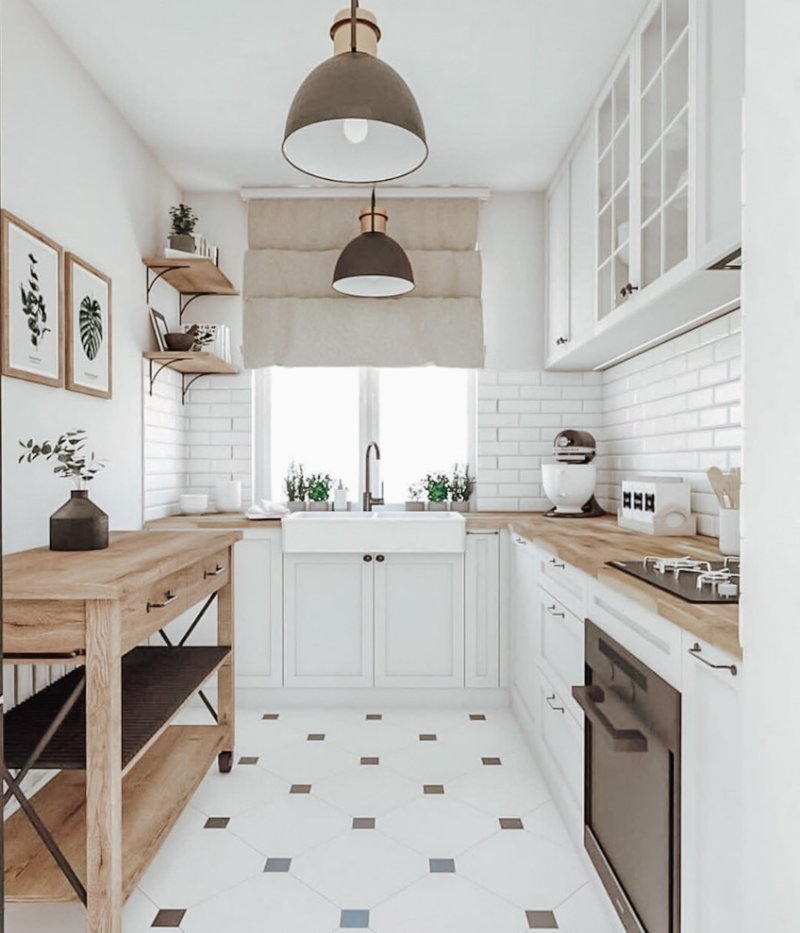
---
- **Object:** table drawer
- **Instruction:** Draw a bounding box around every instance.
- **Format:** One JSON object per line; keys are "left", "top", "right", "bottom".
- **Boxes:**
{"left": 537, "top": 589, "right": 584, "bottom": 721}
{"left": 538, "top": 551, "right": 587, "bottom": 619}
{"left": 186, "top": 547, "right": 231, "bottom": 607}
{"left": 538, "top": 667, "right": 583, "bottom": 806}
{"left": 121, "top": 568, "right": 189, "bottom": 653}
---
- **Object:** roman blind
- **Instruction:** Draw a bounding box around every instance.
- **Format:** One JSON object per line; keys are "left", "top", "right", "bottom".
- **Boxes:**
{"left": 243, "top": 198, "right": 484, "bottom": 368}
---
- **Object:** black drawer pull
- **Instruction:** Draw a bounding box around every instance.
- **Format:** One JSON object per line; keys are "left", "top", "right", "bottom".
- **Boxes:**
{"left": 147, "top": 591, "right": 177, "bottom": 612}
{"left": 546, "top": 604, "right": 565, "bottom": 619}
{"left": 549, "top": 558, "right": 565, "bottom": 570}
{"left": 545, "top": 693, "right": 565, "bottom": 713}
{"left": 688, "top": 643, "right": 738, "bottom": 677}
{"left": 204, "top": 564, "right": 225, "bottom": 579}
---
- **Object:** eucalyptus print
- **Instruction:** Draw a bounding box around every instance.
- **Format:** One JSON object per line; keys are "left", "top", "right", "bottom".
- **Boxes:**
{"left": 79, "top": 294, "right": 103, "bottom": 360}
{"left": 19, "top": 252, "right": 49, "bottom": 348}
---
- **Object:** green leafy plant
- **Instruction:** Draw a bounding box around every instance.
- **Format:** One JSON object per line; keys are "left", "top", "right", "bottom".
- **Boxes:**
{"left": 284, "top": 461, "right": 308, "bottom": 502}
{"left": 422, "top": 473, "right": 450, "bottom": 503}
{"left": 407, "top": 483, "right": 423, "bottom": 502}
{"left": 19, "top": 253, "right": 49, "bottom": 348}
{"left": 169, "top": 203, "right": 198, "bottom": 236}
{"left": 19, "top": 430, "right": 106, "bottom": 489}
{"left": 449, "top": 464, "right": 474, "bottom": 502}
{"left": 307, "top": 473, "right": 333, "bottom": 502}
{"left": 79, "top": 295, "right": 103, "bottom": 360}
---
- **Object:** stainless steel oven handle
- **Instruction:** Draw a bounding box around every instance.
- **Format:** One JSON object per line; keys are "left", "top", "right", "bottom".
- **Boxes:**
{"left": 571, "top": 684, "right": 648, "bottom": 753}
{"left": 688, "top": 643, "right": 738, "bottom": 676}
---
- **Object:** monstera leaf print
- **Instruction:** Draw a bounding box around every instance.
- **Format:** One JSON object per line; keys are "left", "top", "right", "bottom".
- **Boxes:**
{"left": 79, "top": 296, "right": 103, "bottom": 361}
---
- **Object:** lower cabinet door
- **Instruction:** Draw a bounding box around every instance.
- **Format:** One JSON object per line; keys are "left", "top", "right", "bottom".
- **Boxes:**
{"left": 511, "top": 536, "right": 539, "bottom": 721}
{"left": 374, "top": 553, "right": 465, "bottom": 688}
{"left": 284, "top": 553, "right": 374, "bottom": 687}
{"left": 537, "top": 668, "right": 583, "bottom": 808}
{"left": 465, "top": 532, "right": 500, "bottom": 688}
{"left": 234, "top": 531, "right": 283, "bottom": 688}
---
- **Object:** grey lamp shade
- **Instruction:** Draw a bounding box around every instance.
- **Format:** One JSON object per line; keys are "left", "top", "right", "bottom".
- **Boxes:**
{"left": 283, "top": 52, "right": 428, "bottom": 184}
{"left": 332, "top": 231, "right": 415, "bottom": 297}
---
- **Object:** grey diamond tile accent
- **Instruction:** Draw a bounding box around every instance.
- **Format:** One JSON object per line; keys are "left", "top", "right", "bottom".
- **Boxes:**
{"left": 469, "top": 713, "right": 486, "bottom": 721}
{"left": 152, "top": 909, "right": 186, "bottom": 928}
{"left": 365, "top": 713, "right": 382, "bottom": 720}
{"left": 526, "top": 909, "right": 558, "bottom": 929}
{"left": 239, "top": 756, "right": 259, "bottom": 765}
{"left": 360, "top": 756, "right": 380, "bottom": 765}
{"left": 262, "top": 713, "right": 280, "bottom": 720}
{"left": 482, "top": 756, "right": 502, "bottom": 766}
{"left": 307, "top": 733, "right": 325, "bottom": 741}
{"left": 340, "top": 908, "right": 370, "bottom": 928}
{"left": 289, "top": 784, "right": 312, "bottom": 794}
{"left": 352, "top": 817, "right": 376, "bottom": 829}
{"left": 500, "top": 817, "right": 525, "bottom": 830}
{"left": 264, "top": 857, "right": 292, "bottom": 872}
{"left": 419, "top": 733, "right": 437, "bottom": 741}
{"left": 423, "top": 784, "right": 445, "bottom": 795}
{"left": 203, "top": 817, "right": 229, "bottom": 829}
{"left": 429, "top": 858, "right": 456, "bottom": 873}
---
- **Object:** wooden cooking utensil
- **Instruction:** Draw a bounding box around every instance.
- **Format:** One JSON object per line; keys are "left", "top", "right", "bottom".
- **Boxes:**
{"left": 707, "top": 467, "right": 733, "bottom": 509}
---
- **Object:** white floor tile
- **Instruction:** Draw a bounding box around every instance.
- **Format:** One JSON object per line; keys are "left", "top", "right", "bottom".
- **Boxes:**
{"left": 380, "top": 741, "right": 486, "bottom": 783}
{"left": 123, "top": 887, "right": 160, "bottom": 932}
{"left": 555, "top": 881, "right": 623, "bottom": 933}
{"left": 188, "top": 761, "right": 288, "bottom": 817}
{"left": 378, "top": 794, "right": 500, "bottom": 857}
{"left": 447, "top": 763, "right": 551, "bottom": 817}
{"left": 313, "top": 763, "right": 421, "bottom": 815}
{"left": 228, "top": 793, "right": 352, "bottom": 857}
{"left": 259, "top": 741, "right": 359, "bottom": 784}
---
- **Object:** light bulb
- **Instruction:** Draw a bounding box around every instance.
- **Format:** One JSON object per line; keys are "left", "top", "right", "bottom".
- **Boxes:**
{"left": 343, "top": 118, "right": 369, "bottom": 144}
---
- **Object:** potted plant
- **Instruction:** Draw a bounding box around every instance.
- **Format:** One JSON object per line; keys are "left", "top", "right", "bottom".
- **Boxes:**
{"left": 19, "top": 430, "right": 108, "bottom": 550}
{"left": 284, "top": 461, "right": 307, "bottom": 512}
{"left": 423, "top": 473, "right": 450, "bottom": 511}
{"left": 307, "top": 472, "right": 333, "bottom": 511}
{"left": 405, "top": 483, "right": 425, "bottom": 512}
{"left": 168, "top": 203, "right": 198, "bottom": 253}
{"left": 449, "top": 464, "right": 474, "bottom": 513}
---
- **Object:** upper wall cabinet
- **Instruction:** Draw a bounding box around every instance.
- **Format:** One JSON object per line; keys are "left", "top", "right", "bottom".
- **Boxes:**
{"left": 546, "top": 0, "right": 744, "bottom": 370}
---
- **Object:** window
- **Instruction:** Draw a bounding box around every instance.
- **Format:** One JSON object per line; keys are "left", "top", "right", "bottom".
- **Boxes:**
{"left": 264, "top": 367, "right": 474, "bottom": 503}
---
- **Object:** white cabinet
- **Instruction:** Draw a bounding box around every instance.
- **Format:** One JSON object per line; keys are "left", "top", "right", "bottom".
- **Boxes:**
{"left": 547, "top": 167, "right": 571, "bottom": 355}
{"left": 681, "top": 633, "right": 743, "bottom": 933}
{"left": 235, "top": 529, "right": 284, "bottom": 688}
{"left": 464, "top": 532, "right": 500, "bottom": 688}
{"left": 510, "top": 534, "right": 540, "bottom": 722}
{"left": 284, "top": 553, "right": 374, "bottom": 687}
{"left": 374, "top": 554, "right": 464, "bottom": 688}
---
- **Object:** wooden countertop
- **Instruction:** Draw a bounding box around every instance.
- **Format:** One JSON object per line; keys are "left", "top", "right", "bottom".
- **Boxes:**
{"left": 3, "top": 530, "right": 242, "bottom": 601}
{"left": 507, "top": 514, "right": 741, "bottom": 658}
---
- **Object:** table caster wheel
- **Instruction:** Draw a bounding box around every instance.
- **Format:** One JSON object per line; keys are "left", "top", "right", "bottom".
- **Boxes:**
{"left": 218, "top": 750, "right": 233, "bottom": 773}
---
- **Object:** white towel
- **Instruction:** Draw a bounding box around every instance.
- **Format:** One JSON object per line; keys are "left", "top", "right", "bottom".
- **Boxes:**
{"left": 246, "top": 499, "right": 289, "bottom": 520}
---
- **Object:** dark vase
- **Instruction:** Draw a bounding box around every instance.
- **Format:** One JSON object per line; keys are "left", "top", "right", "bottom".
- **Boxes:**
{"left": 50, "top": 490, "right": 109, "bottom": 551}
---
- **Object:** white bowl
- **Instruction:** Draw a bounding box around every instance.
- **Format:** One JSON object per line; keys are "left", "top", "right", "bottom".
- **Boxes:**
{"left": 179, "top": 493, "right": 208, "bottom": 515}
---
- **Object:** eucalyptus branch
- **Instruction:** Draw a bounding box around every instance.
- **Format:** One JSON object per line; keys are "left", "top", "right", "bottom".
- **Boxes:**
{"left": 19, "top": 430, "right": 107, "bottom": 489}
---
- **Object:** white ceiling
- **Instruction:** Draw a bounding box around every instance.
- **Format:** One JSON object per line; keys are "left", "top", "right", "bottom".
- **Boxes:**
{"left": 31, "top": 0, "right": 649, "bottom": 192}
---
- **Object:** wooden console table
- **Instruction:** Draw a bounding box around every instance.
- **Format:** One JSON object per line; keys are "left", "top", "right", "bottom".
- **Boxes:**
{"left": 2, "top": 529, "right": 241, "bottom": 933}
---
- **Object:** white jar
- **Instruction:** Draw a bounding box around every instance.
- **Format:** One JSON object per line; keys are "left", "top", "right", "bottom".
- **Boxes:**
{"left": 718, "top": 509, "right": 740, "bottom": 556}
{"left": 214, "top": 480, "right": 242, "bottom": 513}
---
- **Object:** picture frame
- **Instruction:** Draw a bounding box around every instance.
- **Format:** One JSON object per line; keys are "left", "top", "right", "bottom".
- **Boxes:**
{"left": 1, "top": 210, "right": 64, "bottom": 387}
{"left": 66, "top": 252, "right": 112, "bottom": 399}
{"left": 149, "top": 306, "right": 169, "bottom": 351}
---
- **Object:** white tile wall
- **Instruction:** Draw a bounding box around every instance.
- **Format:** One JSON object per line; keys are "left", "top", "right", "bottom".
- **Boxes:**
{"left": 596, "top": 310, "right": 742, "bottom": 536}
{"left": 476, "top": 371, "right": 604, "bottom": 511}
{"left": 143, "top": 364, "right": 189, "bottom": 522}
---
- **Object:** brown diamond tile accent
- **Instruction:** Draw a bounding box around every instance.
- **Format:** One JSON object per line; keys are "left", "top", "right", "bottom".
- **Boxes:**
{"left": 365, "top": 713, "right": 382, "bottom": 720}
{"left": 419, "top": 733, "right": 437, "bottom": 742}
{"left": 203, "top": 817, "right": 230, "bottom": 829}
{"left": 152, "top": 909, "right": 186, "bottom": 928}
{"left": 482, "top": 756, "right": 502, "bottom": 766}
{"left": 423, "top": 784, "right": 445, "bottom": 795}
{"left": 290, "top": 784, "right": 312, "bottom": 794}
{"left": 360, "top": 756, "right": 380, "bottom": 765}
{"left": 500, "top": 817, "right": 525, "bottom": 830}
{"left": 352, "top": 817, "right": 376, "bottom": 829}
{"left": 307, "top": 733, "right": 325, "bottom": 741}
{"left": 239, "top": 756, "right": 259, "bottom": 765}
{"left": 526, "top": 910, "right": 558, "bottom": 929}
{"left": 262, "top": 713, "right": 280, "bottom": 720}
{"left": 469, "top": 713, "right": 486, "bottom": 721}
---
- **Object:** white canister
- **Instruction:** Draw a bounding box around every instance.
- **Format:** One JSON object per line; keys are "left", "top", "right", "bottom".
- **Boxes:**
{"left": 718, "top": 508, "right": 740, "bottom": 556}
{"left": 214, "top": 480, "right": 242, "bottom": 513}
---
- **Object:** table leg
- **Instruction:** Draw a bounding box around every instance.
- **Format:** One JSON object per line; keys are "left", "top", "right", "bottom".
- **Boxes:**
{"left": 85, "top": 599, "right": 122, "bottom": 933}
{"left": 217, "top": 558, "right": 235, "bottom": 771}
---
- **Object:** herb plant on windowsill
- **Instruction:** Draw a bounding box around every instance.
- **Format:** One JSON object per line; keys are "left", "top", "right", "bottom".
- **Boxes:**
{"left": 284, "top": 461, "right": 308, "bottom": 512}
{"left": 18, "top": 430, "right": 109, "bottom": 550}
{"left": 423, "top": 473, "right": 450, "bottom": 511}
{"left": 307, "top": 473, "right": 333, "bottom": 511}
{"left": 405, "top": 483, "right": 424, "bottom": 512}
{"left": 449, "top": 464, "right": 474, "bottom": 513}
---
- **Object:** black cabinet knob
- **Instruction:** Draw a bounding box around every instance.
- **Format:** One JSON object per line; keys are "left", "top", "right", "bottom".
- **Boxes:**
{"left": 363, "top": 554, "right": 373, "bottom": 562}
{"left": 376, "top": 554, "right": 385, "bottom": 562}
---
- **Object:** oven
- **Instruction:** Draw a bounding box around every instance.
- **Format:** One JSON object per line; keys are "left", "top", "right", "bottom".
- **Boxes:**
{"left": 572, "top": 621, "right": 681, "bottom": 933}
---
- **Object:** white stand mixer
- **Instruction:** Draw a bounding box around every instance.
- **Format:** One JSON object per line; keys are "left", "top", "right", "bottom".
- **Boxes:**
{"left": 542, "top": 430, "right": 605, "bottom": 518}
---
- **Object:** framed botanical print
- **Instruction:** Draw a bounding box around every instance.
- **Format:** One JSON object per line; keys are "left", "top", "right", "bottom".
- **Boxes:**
{"left": 66, "top": 253, "right": 112, "bottom": 398}
{"left": 1, "top": 210, "right": 64, "bottom": 387}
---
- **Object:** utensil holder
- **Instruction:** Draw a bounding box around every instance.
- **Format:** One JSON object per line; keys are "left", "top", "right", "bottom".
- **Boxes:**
{"left": 719, "top": 508, "right": 740, "bottom": 556}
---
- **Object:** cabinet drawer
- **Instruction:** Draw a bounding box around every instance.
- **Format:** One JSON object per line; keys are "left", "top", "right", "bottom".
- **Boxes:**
{"left": 538, "top": 667, "right": 583, "bottom": 807}
{"left": 537, "top": 589, "right": 584, "bottom": 720}
{"left": 538, "top": 551, "right": 586, "bottom": 619}
{"left": 186, "top": 547, "right": 231, "bottom": 607}
{"left": 121, "top": 568, "right": 189, "bottom": 653}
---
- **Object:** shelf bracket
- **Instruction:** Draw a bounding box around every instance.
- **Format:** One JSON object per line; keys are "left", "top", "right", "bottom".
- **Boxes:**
{"left": 145, "top": 264, "right": 185, "bottom": 304}
{"left": 179, "top": 292, "right": 211, "bottom": 321}
{"left": 148, "top": 357, "right": 180, "bottom": 396}
{"left": 158, "top": 593, "right": 220, "bottom": 722}
{"left": 182, "top": 373, "right": 207, "bottom": 404}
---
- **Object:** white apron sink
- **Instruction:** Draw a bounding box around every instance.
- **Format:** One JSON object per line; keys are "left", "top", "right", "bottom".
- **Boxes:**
{"left": 282, "top": 510, "right": 466, "bottom": 553}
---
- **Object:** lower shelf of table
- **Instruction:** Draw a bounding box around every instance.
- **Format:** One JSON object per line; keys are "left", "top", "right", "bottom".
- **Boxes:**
{"left": 4, "top": 724, "right": 227, "bottom": 903}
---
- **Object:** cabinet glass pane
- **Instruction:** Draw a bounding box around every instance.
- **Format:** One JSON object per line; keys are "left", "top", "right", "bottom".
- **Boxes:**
{"left": 641, "top": 7, "right": 662, "bottom": 89}
{"left": 613, "top": 61, "right": 630, "bottom": 131}
{"left": 613, "top": 123, "right": 630, "bottom": 192}
{"left": 614, "top": 255, "right": 631, "bottom": 308}
{"left": 598, "top": 93, "right": 613, "bottom": 153}
{"left": 664, "top": 34, "right": 689, "bottom": 125}
{"left": 665, "top": 0, "right": 689, "bottom": 54}
{"left": 664, "top": 111, "right": 689, "bottom": 201}
{"left": 614, "top": 186, "right": 630, "bottom": 252}
{"left": 597, "top": 262, "right": 612, "bottom": 320}
{"left": 664, "top": 187, "right": 689, "bottom": 273}
{"left": 641, "top": 77, "right": 662, "bottom": 156}
{"left": 598, "top": 149, "right": 612, "bottom": 209}
{"left": 598, "top": 205, "right": 613, "bottom": 264}
{"left": 641, "top": 216, "right": 662, "bottom": 288}
{"left": 642, "top": 148, "right": 662, "bottom": 223}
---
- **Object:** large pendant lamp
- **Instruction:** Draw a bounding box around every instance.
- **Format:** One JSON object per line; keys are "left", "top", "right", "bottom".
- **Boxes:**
{"left": 332, "top": 190, "right": 415, "bottom": 297}
{"left": 283, "top": 1, "right": 428, "bottom": 184}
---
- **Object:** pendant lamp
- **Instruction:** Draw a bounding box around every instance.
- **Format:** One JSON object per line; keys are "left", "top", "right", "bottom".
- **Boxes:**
{"left": 332, "top": 191, "right": 415, "bottom": 297}
{"left": 283, "top": 1, "right": 428, "bottom": 183}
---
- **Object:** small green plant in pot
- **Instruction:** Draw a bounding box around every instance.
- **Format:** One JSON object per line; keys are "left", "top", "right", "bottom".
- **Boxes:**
{"left": 307, "top": 473, "right": 333, "bottom": 511}
{"left": 19, "top": 430, "right": 109, "bottom": 550}
{"left": 449, "top": 464, "right": 474, "bottom": 513}
{"left": 168, "top": 203, "right": 198, "bottom": 253}
{"left": 423, "top": 473, "right": 450, "bottom": 511}
{"left": 406, "top": 483, "right": 424, "bottom": 512}
{"left": 284, "top": 461, "right": 308, "bottom": 512}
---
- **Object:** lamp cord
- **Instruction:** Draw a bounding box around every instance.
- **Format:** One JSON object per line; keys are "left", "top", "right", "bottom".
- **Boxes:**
{"left": 371, "top": 187, "right": 376, "bottom": 233}
{"left": 350, "top": 0, "right": 358, "bottom": 53}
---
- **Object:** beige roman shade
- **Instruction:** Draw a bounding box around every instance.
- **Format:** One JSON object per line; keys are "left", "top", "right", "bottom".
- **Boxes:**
{"left": 243, "top": 198, "right": 484, "bottom": 368}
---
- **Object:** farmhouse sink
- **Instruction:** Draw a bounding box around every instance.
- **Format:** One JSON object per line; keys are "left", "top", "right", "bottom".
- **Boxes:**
{"left": 282, "top": 510, "right": 466, "bottom": 553}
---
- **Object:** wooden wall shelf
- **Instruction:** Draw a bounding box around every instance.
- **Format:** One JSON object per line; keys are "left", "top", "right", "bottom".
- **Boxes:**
{"left": 142, "top": 256, "right": 238, "bottom": 319}
{"left": 143, "top": 351, "right": 239, "bottom": 402}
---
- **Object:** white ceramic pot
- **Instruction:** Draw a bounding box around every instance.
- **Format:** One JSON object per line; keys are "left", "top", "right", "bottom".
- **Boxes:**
{"left": 214, "top": 480, "right": 242, "bottom": 513}
{"left": 405, "top": 501, "right": 425, "bottom": 512}
{"left": 427, "top": 501, "right": 448, "bottom": 511}
{"left": 718, "top": 508, "right": 740, "bottom": 556}
{"left": 179, "top": 493, "right": 208, "bottom": 515}
{"left": 286, "top": 501, "right": 306, "bottom": 512}
{"left": 542, "top": 462, "right": 597, "bottom": 514}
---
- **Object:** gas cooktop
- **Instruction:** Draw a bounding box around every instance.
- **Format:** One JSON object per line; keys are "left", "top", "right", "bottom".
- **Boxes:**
{"left": 606, "top": 555, "right": 740, "bottom": 604}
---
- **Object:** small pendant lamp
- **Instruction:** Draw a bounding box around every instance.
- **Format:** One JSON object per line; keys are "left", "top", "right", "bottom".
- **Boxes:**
{"left": 283, "top": 1, "right": 428, "bottom": 184}
{"left": 332, "top": 190, "right": 415, "bottom": 297}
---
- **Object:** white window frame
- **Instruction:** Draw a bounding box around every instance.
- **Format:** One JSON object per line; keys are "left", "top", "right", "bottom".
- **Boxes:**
{"left": 254, "top": 367, "right": 477, "bottom": 504}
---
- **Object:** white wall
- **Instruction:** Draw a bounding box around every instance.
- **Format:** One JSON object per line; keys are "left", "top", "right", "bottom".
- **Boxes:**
{"left": 741, "top": 2, "right": 800, "bottom": 928}
{"left": 1, "top": 0, "right": 180, "bottom": 552}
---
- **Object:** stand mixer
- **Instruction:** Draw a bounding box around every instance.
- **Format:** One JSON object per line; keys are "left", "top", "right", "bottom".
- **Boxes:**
{"left": 542, "top": 430, "right": 605, "bottom": 518}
